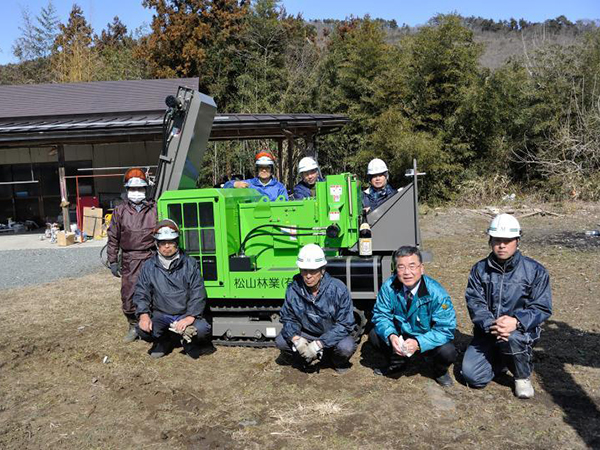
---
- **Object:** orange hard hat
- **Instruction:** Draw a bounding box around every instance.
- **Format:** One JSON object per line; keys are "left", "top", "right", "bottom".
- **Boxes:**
{"left": 123, "top": 168, "right": 148, "bottom": 187}
{"left": 255, "top": 151, "right": 275, "bottom": 166}
{"left": 124, "top": 168, "right": 147, "bottom": 181}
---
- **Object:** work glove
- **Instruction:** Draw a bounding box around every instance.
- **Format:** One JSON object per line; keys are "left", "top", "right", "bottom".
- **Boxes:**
{"left": 169, "top": 322, "right": 198, "bottom": 343}
{"left": 110, "top": 262, "right": 121, "bottom": 278}
{"left": 304, "top": 340, "right": 323, "bottom": 364}
{"left": 293, "top": 337, "right": 309, "bottom": 356}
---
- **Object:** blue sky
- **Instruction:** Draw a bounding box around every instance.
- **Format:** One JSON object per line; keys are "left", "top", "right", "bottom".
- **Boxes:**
{"left": 0, "top": 0, "right": 598, "bottom": 65}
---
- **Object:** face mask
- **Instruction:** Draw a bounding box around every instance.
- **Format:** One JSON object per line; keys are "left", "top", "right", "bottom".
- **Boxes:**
{"left": 127, "top": 190, "right": 146, "bottom": 204}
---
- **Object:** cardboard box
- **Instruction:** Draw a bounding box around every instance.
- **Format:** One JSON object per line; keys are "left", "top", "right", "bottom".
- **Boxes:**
{"left": 57, "top": 231, "right": 76, "bottom": 246}
{"left": 82, "top": 207, "right": 104, "bottom": 239}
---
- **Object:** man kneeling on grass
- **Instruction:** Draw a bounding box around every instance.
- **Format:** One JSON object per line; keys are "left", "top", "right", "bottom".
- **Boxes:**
{"left": 276, "top": 244, "right": 357, "bottom": 373}
{"left": 369, "top": 246, "right": 457, "bottom": 386}
{"left": 133, "top": 219, "right": 212, "bottom": 359}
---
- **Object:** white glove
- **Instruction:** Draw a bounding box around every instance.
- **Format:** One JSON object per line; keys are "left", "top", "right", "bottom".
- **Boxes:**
{"left": 293, "top": 337, "right": 309, "bottom": 354}
{"left": 303, "top": 340, "right": 323, "bottom": 363}
{"left": 169, "top": 321, "right": 197, "bottom": 343}
{"left": 169, "top": 321, "right": 183, "bottom": 335}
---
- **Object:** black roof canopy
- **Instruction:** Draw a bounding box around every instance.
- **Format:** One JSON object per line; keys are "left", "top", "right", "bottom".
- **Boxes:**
{"left": 0, "top": 78, "right": 349, "bottom": 147}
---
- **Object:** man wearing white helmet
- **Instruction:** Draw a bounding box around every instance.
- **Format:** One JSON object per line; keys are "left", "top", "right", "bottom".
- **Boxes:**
{"left": 223, "top": 151, "right": 288, "bottom": 201}
{"left": 363, "top": 158, "right": 397, "bottom": 211}
{"left": 276, "top": 244, "right": 357, "bottom": 373}
{"left": 133, "top": 219, "right": 212, "bottom": 359}
{"left": 462, "top": 214, "right": 552, "bottom": 399}
{"left": 107, "top": 167, "right": 157, "bottom": 343}
{"left": 293, "top": 156, "right": 324, "bottom": 200}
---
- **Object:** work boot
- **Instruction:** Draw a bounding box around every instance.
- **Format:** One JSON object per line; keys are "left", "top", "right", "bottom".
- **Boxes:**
{"left": 373, "top": 361, "right": 407, "bottom": 377}
{"left": 123, "top": 322, "right": 139, "bottom": 343}
{"left": 435, "top": 371, "right": 454, "bottom": 387}
{"left": 149, "top": 339, "right": 172, "bottom": 359}
{"left": 515, "top": 378, "right": 534, "bottom": 399}
{"left": 334, "top": 366, "right": 351, "bottom": 375}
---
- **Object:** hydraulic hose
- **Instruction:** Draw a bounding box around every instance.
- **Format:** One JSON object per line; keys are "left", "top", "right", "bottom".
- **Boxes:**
{"left": 239, "top": 224, "right": 326, "bottom": 255}
{"left": 239, "top": 232, "right": 326, "bottom": 256}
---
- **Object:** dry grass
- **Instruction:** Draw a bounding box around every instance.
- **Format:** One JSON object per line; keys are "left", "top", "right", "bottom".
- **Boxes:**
{"left": 1, "top": 204, "right": 600, "bottom": 449}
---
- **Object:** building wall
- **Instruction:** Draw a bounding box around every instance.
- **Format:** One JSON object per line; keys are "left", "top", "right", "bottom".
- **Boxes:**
{"left": 0, "top": 140, "right": 161, "bottom": 224}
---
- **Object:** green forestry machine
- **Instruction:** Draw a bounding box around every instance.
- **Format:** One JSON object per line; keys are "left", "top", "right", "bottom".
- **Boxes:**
{"left": 150, "top": 86, "right": 424, "bottom": 346}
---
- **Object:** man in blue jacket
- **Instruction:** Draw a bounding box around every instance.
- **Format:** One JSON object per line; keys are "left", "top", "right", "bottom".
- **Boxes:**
{"left": 462, "top": 214, "right": 552, "bottom": 399}
{"left": 276, "top": 244, "right": 357, "bottom": 373}
{"left": 133, "top": 219, "right": 212, "bottom": 359}
{"left": 224, "top": 151, "right": 288, "bottom": 201}
{"left": 293, "top": 157, "right": 324, "bottom": 200}
{"left": 370, "top": 246, "right": 457, "bottom": 386}
{"left": 362, "top": 158, "right": 398, "bottom": 211}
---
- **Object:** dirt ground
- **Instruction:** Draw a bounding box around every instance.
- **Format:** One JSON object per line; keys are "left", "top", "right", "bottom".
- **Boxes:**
{"left": 1, "top": 202, "right": 599, "bottom": 449}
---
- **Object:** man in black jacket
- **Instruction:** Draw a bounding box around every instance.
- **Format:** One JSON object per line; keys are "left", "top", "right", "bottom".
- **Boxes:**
{"left": 276, "top": 244, "right": 357, "bottom": 373}
{"left": 133, "top": 219, "right": 211, "bottom": 359}
{"left": 462, "top": 214, "right": 552, "bottom": 399}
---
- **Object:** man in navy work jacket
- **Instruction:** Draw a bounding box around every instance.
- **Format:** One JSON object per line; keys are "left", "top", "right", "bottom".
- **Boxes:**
{"left": 462, "top": 214, "right": 552, "bottom": 399}
{"left": 370, "top": 245, "right": 457, "bottom": 386}
{"left": 224, "top": 151, "right": 288, "bottom": 201}
{"left": 362, "top": 158, "right": 398, "bottom": 211}
{"left": 276, "top": 244, "right": 357, "bottom": 373}
{"left": 133, "top": 219, "right": 212, "bottom": 359}
{"left": 292, "top": 156, "right": 324, "bottom": 200}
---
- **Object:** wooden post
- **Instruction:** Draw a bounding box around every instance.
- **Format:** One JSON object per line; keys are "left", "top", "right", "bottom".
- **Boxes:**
{"left": 287, "top": 137, "right": 294, "bottom": 190}
{"left": 57, "top": 144, "right": 70, "bottom": 230}
{"left": 277, "top": 139, "right": 283, "bottom": 180}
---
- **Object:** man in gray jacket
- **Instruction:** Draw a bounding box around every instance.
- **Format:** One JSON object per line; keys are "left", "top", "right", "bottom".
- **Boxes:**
{"left": 133, "top": 219, "right": 211, "bottom": 359}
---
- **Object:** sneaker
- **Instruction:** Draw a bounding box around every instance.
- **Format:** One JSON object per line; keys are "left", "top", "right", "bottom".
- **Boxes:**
{"left": 123, "top": 323, "right": 139, "bottom": 343}
{"left": 435, "top": 372, "right": 454, "bottom": 387}
{"left": 515, "top": 378, "right": 534, "bottom": 399}
{"left": 334, "top": 366, "right": 351, "bottom": 375}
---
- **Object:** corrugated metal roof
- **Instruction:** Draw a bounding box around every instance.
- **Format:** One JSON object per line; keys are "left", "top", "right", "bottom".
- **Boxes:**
{"left": 0, "top": 78, "right": 199, "bottom": 119}
{"left": 0, "top": 79, "right": 350, "bottom": 146}
{"left": 0, "top": 113, "right": 350, "bottom": 146}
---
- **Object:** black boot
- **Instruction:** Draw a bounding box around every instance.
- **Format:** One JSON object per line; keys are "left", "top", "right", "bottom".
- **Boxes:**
{"left": 123, "top": 315, "right": 139, "bottom": 343}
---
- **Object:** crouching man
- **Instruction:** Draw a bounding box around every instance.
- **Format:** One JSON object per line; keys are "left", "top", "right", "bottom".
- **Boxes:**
{"left": 133, "top": 219, "right": 212, "bottom": 359}
{"left": 369, "top": 246, "right": 457, "bottom": 386}
{"left": 276, "top": 244, "right": 357, "bottom": 373}
{"left": 462, "top": 214, "right": 552, "bottom": 399}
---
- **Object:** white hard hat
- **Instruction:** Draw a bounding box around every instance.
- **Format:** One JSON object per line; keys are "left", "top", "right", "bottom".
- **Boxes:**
{"left": 488, "top": 214, "right": 521, "bottom": 238}
{"left": 298, "top": 157, "right": 319, "bottom": 173}
{"left": 367, "top": 158, "right": 388, "bottom": 176}
{"left": 296, "top": 244, "right": 327, "bottom": 270}
{"left": 125, "top": 177, "right": 148, "bottom": 188}
{"left": 153, "top": 219, "right": 180, "bottom": 241}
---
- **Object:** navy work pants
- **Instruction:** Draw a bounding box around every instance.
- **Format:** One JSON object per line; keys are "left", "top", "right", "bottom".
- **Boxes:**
{"left": 368, "top": 328, "right": 457, "bottom": 377}
{"left": 275, "top": 331, "right": 357, "bottom": 368}
{"left": 137, "top": 311, "right": 211, "bottom": 352}
{"left": 462, "top": 329, "right": 538, "bottom": 387}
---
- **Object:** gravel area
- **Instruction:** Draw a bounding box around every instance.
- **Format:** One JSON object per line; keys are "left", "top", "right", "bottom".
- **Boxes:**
{"left": 0, "top": 246, "right": 106, "bottom": 290}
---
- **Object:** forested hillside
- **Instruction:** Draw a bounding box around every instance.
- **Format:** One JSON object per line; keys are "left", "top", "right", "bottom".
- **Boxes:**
{"left": 2, "top": 0, "right": 599, "bottom": 203}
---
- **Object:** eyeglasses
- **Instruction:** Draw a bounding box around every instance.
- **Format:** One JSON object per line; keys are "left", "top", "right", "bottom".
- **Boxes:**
{"left": 257, "top": 166, "right": 272, "bottom": 171}
{"left": 396, "top": 263, "right": 421, "bottom": 273}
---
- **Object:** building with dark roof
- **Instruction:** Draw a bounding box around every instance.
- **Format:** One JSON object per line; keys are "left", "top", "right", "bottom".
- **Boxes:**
{"left": 0, "top": 78, "right": 349, "bottom": 224}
